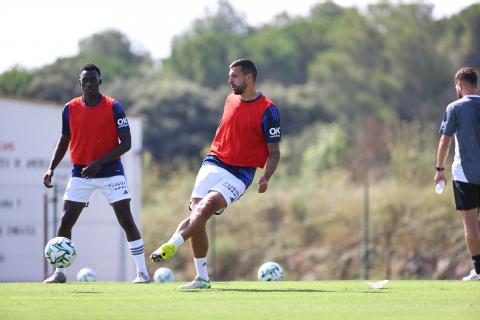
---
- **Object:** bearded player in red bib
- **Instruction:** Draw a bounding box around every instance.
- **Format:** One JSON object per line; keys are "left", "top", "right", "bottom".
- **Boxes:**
{"left": 150, "top": 59, "right": 281, "bottom": 289}
{"left": 43, "top": 64, "right": 149, "bottom": 283}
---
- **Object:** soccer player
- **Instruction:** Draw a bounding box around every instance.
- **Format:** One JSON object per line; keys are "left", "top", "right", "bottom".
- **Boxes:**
{"left": 150, "top": 59, "right": 281, "bottom": 289}
{"left": 43, "top": 64, "right": 149, "bottom": 283}
{"left": 436, "top": 67, "right": 480, "bottom": 281}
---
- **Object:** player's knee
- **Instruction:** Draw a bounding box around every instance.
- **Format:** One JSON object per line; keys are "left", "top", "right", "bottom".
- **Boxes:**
{"left": 59, "top": 214, "right": 75, "bottom": 230}
{"left": 194, "top": 200, "right": 216, "bottom": 220}
{"left": 117, "top": 212, "right": 135, "bottom": 229}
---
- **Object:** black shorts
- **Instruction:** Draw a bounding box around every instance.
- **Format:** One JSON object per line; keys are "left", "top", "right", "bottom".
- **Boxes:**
{"left": 453, "top": 180, "right": 480, "bottom": 210}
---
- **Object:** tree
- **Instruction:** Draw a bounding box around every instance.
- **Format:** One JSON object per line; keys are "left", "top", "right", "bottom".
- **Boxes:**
{"left": 165, "top": 32, "right": 241, "bottom": 88}
{"left": 127, "top": 79, "right": 220, "bottom": 162}
{"left": 190, "top": 0, "right": 249, "bottom": 35}
{"left": 78, "top": 29, "right": 150, "bottom": 65}
{"left": 369, "top": 2, "right": 451, "bottom": 121}
{"left": 9, "top": 30, "right": 152, "bottom": 103}
{"left": 440, "top": 3, "right": 480, "bottom": 69}
{"left": 0, "top": 67, "right": 31, "bottom": 96}
{"left": 163, "top": 1, "right": 247, "bottom": 88}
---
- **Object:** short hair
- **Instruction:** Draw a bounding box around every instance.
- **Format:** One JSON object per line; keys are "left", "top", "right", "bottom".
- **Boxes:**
{"left": 455, "top": 67, "right": 477, "bottom": 87}
{"left": 80, "top": 63, "right": 101, "bottom": 77}
{"left": 229, "top": 59, "right": 257, "bottom": 81}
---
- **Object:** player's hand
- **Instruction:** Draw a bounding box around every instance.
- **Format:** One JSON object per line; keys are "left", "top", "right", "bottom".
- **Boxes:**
{"left": 257, "top": 176, "right": 268, "bottom": 193}
{"left": 43, "top": 169, "right": 54, "bottom": 188}
{"left": 434, "top": 170, "right": 447, "bottom": 185}
{"left": 81, "top": 161, "right": 102, "bottom": 179}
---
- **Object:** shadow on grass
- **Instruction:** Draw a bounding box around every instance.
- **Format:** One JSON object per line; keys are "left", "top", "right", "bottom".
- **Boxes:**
{"left": 182, "top": 288, "right": 391, "bottom": 294}
{"left": 214, "top": 288, "right": 337, "bottom": 293}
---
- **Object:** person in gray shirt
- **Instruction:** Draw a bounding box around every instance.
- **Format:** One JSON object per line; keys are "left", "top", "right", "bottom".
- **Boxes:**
{"left": 436, "top": 67, "right": 480, "bottom": 280}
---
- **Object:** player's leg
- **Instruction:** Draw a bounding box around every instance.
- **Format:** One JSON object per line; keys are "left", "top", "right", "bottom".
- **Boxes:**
{"left": 150, "top": 165, "right": 217, "bottom": 262}
{"left": 190, "top": 198, "right": 209, "bottom": 258}
{"left": 112, "top": 199, "right": 141, "bottom": 241}
{"left": 151, "top": 165, "right": 245, "bottom": 289}
{"left": 165, "top": 200, "right": 202, "bottom": 251}
{"left": 150, "top": 193, "right": 225, "bottom": 262}
{"left": 44, "top": 200, "right": 86, "bottom": 283}
{"left": 165, "top": 198, "right": 208, "bottom": 246}
{"left": 57, "top": 200, "right": 87, "bottom": 238}
{"left": 478, "top": 208, "right": 480, "bottom": 238}
{"left": 180, "top": 168, "right": 245, "bottom": 289}
{"left": 104, "top": 176, "right": 149, "bottom": 283}
{"left": 189, "top": 198, "right": 211, "bottom": 285}
{"left": 454, "top": 181, "right": 480, "bottom": 280}
{"left": 461, "top": 209, "right": 480, "bottom": 256}
{"left": 178, "top": 195, "right": 225, "bottom": 289}
{"left": 45, "top": 177, "right": 92, "bottom": 283}
{"left": 461, "top": 209, "right": 480, "bottom": 280}
{"left": 182, "top": 192, "right": 225, "bottom": 240}
{"left": 149, "top": 202, "right": 200, "bottom": 263}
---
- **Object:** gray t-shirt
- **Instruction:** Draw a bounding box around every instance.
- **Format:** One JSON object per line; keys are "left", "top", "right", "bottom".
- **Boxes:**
{"left": 439, "top": 95, "right": 480, "bottom": 184}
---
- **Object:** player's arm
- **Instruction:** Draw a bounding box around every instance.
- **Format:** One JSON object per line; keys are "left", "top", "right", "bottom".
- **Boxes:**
{"left": 44, "top": 105, "right": 71, "bottom": 188}
{"left": 81, "top": 101, "right": 131, "bottom": 178}
{"left": 258, "top": 105, "right": 281, "bottom": 193}
{"left": 258, "top": 142, "right": 281, "bottom": 193}
{"left": 434, "top": 134, "right": 451, "bottom": 184}
{"left": 44, "top": 134, "right": 71, "bottom": 188}
{"left": 435, "top": 105, "right": 455, "bottom": 185}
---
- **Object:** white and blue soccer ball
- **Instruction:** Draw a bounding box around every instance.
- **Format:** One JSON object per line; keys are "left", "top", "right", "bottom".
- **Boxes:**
{"left": 44, "top": 236, "right": 76, "bottom": 268}
{"left": 257, "top": 261, "right": 284, "bottom": 281}
{"left": 153, "top": 267, "right": 175, "bottom": 282}
{"left": 76, "top": 268, "right": 96, "bottom": 282}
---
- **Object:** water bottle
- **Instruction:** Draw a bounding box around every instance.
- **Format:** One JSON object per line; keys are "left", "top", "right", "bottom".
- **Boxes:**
{"left": 435, "top": 180, "right": 446, "bottom": 194}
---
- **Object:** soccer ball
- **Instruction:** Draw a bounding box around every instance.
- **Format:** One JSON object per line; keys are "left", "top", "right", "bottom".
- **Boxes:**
{"left": 76, "top": 268, "right": 96, "bottom": 282}
{"left": 153, "top": 267, "right": 175, "bottom": 282}
{"left": 257, "top": 261, "right": 284, "bottom": 281}
{"left": 44, "top": 237, "right": 76, "bottom": 268}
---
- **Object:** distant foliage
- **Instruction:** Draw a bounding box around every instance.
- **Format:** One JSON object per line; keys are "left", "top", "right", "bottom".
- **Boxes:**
{"left": 0, "top": 29, "right": 151, "bottom": 103}
{"left": 125, "top": 79, "right": 220, "bottom": 162}
{"left": 0, "top": 67, "right": 31, "bottom": 96}
{"left": 78, "top": 29, "right": 150, "bottom": 66}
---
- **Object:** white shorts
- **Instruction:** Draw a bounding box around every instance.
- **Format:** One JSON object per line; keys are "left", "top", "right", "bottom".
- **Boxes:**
{"left": 63, "top": 175, "right": 131, "bottom": 204}
{"left": 191, "top": 164, "right": 246, "bottom": 212}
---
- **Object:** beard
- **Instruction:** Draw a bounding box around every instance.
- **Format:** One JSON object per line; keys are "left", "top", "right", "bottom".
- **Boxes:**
{"left": 231, "top": 83, "right": 247, "bottom": 95}
{"left": 457, "top": 90, "right": 463, "bottom": 99}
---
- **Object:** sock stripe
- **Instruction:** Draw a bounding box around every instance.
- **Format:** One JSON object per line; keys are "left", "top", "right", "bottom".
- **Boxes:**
{"left": 130, "top": 245, "right": 144, "bottom": 255}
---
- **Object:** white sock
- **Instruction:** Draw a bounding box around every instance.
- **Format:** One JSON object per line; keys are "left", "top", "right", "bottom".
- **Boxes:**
{"left": 168, "top": 233, "right": 185, "bottom": 247}
{"left": 128, "top": 239, "right": 148, "bottom": 274}
{"left": 55, "top": 268, "right": 65, "bottom": 273}
{"left": 194, "top": 257, "right": 209, "bottom": 281}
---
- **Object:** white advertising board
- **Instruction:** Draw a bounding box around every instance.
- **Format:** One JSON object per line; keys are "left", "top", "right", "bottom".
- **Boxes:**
{"left": 0, "top": 97, "right": 143, "bottom": 282}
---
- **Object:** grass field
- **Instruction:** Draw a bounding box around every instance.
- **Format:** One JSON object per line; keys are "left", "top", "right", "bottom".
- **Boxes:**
{"left": 1, "top": 281, "right": 479, "bottom": 320}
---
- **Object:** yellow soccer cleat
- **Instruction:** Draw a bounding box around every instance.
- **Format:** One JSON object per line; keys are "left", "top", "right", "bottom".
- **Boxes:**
{"left": 150, "top": 242, "right": 177, "bottom": 262}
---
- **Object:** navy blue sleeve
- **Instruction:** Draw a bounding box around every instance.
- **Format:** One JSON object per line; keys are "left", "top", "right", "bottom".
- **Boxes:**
{"left": 261, "top": 105, "right": 281, "bottom": 143}
{"left": 439, "top": 104, "right": 456, "bottom": 136}
{"left": 112, "top": 101, "right": 130, "bottom": 133}
{"left": 61, "top": 104, "right": 70, "bottom": 135}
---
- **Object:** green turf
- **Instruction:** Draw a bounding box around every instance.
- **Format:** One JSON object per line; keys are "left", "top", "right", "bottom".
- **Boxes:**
{"left": 0, "top": 281, "right": 479, "bottom": 320}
